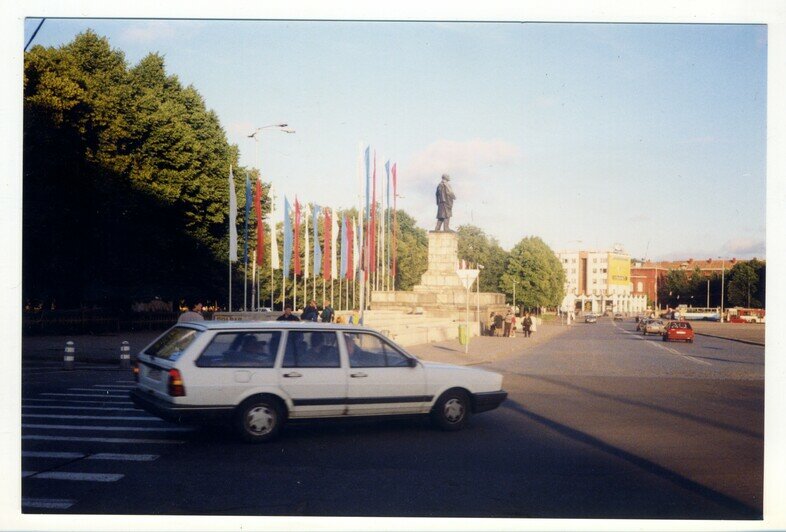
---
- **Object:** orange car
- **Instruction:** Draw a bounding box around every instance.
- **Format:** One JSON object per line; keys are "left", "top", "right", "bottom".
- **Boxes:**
{"left": 662, "top": 320, "right": 694, "bottom": 343}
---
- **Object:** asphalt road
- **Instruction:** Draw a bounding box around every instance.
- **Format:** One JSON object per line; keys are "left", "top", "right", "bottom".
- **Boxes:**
{"left": 19, "top": 317, "right": 763, "bottom": 520}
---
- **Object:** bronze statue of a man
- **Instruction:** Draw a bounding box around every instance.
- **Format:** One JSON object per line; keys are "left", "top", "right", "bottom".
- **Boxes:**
{"left": 435, "top": 173, "right": 456, "bottom": 231}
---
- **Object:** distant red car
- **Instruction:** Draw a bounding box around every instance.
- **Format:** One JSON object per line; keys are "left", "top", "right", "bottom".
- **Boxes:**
{"left": 662, "top": 320, "right": 694, "bottom": 343}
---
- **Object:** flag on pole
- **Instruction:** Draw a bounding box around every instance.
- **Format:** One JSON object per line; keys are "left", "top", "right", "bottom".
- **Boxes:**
{"left": 294, "top": 198, "right": 301, "bottom": 276}
{"left": 340, "top": 215, "right": 348, "bottom": 278}
{"left": 228, "top": 165, "right": 238, "bottom": 262}
{"left": 243, "top": 173, "right": 251, "bottom": 266}
{"left": 385, "top": 160, "right": 391, "bottom": 277}
{"left": 346, "top": 217, "right": 354, "bottom": 280}
{"left": 364, "top": 146, "right": 370, "bottom": 272}
{"left": 323, "top": 208, "right": 332, "bottom": 280}
{"left": 331, "top": 207, "right": 338, "bottom": 280}
{"left": 269, "top": 186, "right": 280, "bottom": 270}
{"left": 254, "top": 179, "right": 264, "bottom": 266}
{"left": 369, "top": 151, "right": 377, "bottom": 272}
{"left": 283, "top": 197, "right": 292, "bottom": 278}
{"left": 312, "top": 203, "right": 321, "bottom": 276}
{"left": 304, "top": 205, "right": 310, "bottom": 279}
{"left": 352, "top": 217, "right": 359, "bottom": 277}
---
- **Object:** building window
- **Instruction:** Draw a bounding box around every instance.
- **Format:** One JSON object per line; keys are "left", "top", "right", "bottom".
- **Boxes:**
{"left": 602, "top": 268, "right": 607, "bottom": 273}
{"left": 592, "top": 279, "right": 597, "bottom": 284}
{"left": 637, "top": 282, "right": 643, "bottom": 292}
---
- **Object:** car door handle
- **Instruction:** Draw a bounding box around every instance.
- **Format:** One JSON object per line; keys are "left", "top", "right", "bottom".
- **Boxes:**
{"left": 350, "top": 372, "right": 368, "bottom": 378}
{"left": 283, "top": 372, "right": 302, "bottom": 378}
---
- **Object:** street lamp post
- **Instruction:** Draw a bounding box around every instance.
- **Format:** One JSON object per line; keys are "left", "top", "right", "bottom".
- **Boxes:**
{"left": 248, "top": 123, "right": 295, "bottom": 313}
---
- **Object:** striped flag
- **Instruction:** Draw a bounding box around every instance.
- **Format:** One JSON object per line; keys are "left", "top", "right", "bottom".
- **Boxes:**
{"left": 323, "top": 208, "right": 332, "bottom": 280}
{"left": 228, "top": 166, "right": 238, "bottom": 262}
{"left": 283, "top": 197, "right": 292, "bottom": 278}
{"left": 243, "top": 173, "right": 251, "bottom": 266}
{"left": 269, "top": 186, "right": 279, "bottom": 270}
{"left": 294, "top": 198, "right": 301, "bottom": 276}
{"left": 331, "top": 207, "right": 338, "bottom": 280}
{"left": 312, "top": 203, "right": 321, "bottom": 277}
{"left": 254, "top": 179, "right": 264, "bottom": 266}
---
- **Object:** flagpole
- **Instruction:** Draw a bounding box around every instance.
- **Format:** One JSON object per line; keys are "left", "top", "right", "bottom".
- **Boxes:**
{"left": 228, "top": 260, "right": 232, "bottom": 312}
{"left": 282, "top": 271, "right": 286, "bottom": 311}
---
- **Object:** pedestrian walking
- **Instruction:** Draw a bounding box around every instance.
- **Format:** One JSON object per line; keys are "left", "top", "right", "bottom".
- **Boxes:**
{"left": 493, "top": 313, "right": 504, "bottom": 337}
{"left": 503, "top": 308, "right": 514, "bottom": 337}
{"left": 523, "top": 312, "right": 533, "bottom": 338}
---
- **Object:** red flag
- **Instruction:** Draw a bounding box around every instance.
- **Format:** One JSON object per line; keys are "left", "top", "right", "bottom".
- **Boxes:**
{"left": 294, "top": 198, "right": 301, "bottom": 276}
{"left": 346, "top": 217, "right": 354, "bottom": 280}
{"left": 323, "top": 208, "right": 332, "bottom": 280}
{"left": 369, "top": 152, "right": 377, "bottom": 273}
{"left": 254, "top": 180, "right": 264, "bottom": 266}
{"left": 392, "top": 163, "right": 397, "bottom": 278}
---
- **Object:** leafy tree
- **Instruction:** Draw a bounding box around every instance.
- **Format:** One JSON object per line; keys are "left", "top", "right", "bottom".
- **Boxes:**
{"left": 727, "top": 261, "right": 761, "bottom": 308}
{"left": 456, "top": 225, "right": 507, "bottom": 293}
{"left": 392, "top": 210, "right": 427, "bottom": 291}
{"left": 499, "top": 236, "right": 565, "bottom": 309}
{"left": 658, "top": 270, "right": 691, "bottom": 308}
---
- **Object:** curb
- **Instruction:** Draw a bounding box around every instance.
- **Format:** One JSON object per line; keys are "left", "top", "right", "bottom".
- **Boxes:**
{"left": 694, "top": 332, "right": 764, "bottom": 347}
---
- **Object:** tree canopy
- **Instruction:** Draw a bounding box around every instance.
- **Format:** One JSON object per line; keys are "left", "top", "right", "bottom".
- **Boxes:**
{"left": 500, "top": 236, "right": 565, "bottom": 309}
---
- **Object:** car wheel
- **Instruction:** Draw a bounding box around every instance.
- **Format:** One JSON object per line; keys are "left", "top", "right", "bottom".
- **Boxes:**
{"left": 662, "top": 336, "right": 668, "bottom": 342}
{"left": 234, "top": 396, "right": 283, "bottom": 443}
{"left": 431, "top": 390, "right": 470, "bottom": 431}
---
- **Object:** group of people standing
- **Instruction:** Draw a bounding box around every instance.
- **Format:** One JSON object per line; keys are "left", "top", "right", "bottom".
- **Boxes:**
{"left": 278, "top": 300, "right": 344, "bottom": 323}
{"left": 489, "top": 309, "right": 536, "bottom": 338}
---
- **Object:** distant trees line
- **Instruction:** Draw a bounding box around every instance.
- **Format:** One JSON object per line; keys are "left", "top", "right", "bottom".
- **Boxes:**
{"left": 24, "top": 31, "right": 567, "bottom": 312}
{"left": 657, "top": 259, "right": 765, "bottom": 309}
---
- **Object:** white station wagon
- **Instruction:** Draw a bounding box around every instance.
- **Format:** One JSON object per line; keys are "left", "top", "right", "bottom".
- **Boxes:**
{"left": 131, "top": 321, "right": 507, "bottom": 442}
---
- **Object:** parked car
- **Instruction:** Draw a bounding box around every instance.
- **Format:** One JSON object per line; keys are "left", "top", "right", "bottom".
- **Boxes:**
{"left": 636, "top": 318, "right": 650, "bottom": 332}
{"left": 643, "top": 319, "right": 665, "bottom": 335}
{"left": 584, "top": 314, "right": 597, "bottom": 324}
{"left": 613, "top": 313, "right": 624, "bottom": 321}
{"left": 131, "top": 321, "right": 507, "bottom": 442}
{"left": 662, "top": 320, "right": 695, "bottom": 343}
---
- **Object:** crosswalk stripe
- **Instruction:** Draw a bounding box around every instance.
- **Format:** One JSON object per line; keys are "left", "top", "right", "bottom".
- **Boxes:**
{"left": 23, "top": 414, "right": 163, "bottom": 421}
{"left": 23, "top": 405, "right": 138, "bottom": 411}
{"left": 88, "top": 453, "right": 159, "bottom": 461}
{"left": 22, "top": 498, "right": 76, "bottom": 509}
{"left": 24, "top": 398, "right": 134, "bottom": 405}
{"left": 40, "top": 393, "right": 128, "bottom": 398}
{"left": 23, "top": 451, "right": 84, "bottom": 459}
{"left": 23, "top": 423, "right": 192, "bottom": 432}
{"left": 29, "top": 472, "right": 124, "bottom": 482}
{"left": 23, "top": 435, "right": 184, "bottom": 444}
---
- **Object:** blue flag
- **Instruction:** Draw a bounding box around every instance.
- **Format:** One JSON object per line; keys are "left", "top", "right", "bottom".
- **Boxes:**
{"left": 312, "top": 203, "right": 321, "bottom": 277}
{"left": 243, "top": 173, "right": 251, "bottom": 265}
{"left": 283, "top": 197, "right": 292, "bottom": 278}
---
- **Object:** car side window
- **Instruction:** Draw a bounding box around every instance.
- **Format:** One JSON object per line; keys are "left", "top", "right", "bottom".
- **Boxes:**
{"left": 282, "top": 331, "right": 340, "bottom": 368}
{"left": 197, "top": 331, "right": 280, "bottom": 368}
{"left": 345, "top": 332, "right": 411, "bottom": 368}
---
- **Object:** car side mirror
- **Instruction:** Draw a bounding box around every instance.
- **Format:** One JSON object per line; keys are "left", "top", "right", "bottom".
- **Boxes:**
{"left": 407, "top": 357, "right": 418, "bottom": 368}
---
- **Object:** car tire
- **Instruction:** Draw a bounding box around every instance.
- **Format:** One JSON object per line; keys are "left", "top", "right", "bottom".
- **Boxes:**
{"left": 234, "top": 396, "right": 284, "bottom": 443}
{"left": 431, "top": 389, "right": 471, "bottom": 431}
{"left": 662, "top": 336, "right": 668, "bottom": 342}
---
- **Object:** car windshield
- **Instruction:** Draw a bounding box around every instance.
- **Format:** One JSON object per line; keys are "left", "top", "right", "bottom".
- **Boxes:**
{"left": 144, "top": 326, "right": 202, "bottom": 361}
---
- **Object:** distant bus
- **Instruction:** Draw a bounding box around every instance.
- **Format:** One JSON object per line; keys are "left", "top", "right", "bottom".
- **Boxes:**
{"left": 727, "top": 307, "right": 765, "bottom": 324}
{"left": 679, "top": 306, "right": 721, "bottom": 321}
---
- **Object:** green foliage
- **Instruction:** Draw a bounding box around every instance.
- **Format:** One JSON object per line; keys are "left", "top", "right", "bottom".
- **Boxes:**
{"left": 499, "top": 236, "right": 565, "bottom": 309}
{"left": 393, "top": 210, "right": 427, "bottom": 290}
{"left": 727, "top": 261, "right": 761, "bottom": 308}
{"left": 24, "top": 30, "right": 255, "bottom": 308}
{"left": 456, "top": 225, "right": 507, "bottom": 293}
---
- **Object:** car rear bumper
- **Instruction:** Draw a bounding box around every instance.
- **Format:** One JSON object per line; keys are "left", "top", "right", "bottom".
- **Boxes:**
{"left": 472, "top": 390, "right": 508, "bottom": 413}
{"left": 130, "top": 389, "right": 232, "bottom": 424}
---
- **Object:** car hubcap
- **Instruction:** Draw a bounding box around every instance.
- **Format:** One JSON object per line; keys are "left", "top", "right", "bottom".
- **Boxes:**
{"left": 246, "top": 405, "right": 275, "bottom": 435}
{"left": 444, "top": 398, "right": 465, "bottom": 423}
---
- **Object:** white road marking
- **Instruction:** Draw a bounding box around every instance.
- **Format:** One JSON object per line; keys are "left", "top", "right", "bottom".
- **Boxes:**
{"left": 29, "top": 472, "right": 124, "bottom": 482}
{"left": 23, "top": 423, "right": 192, "bottom": 432}
{"left": 23, "top": 405, "right": 138, "bottom": 411}
{"left": 23, "top": 435, "right": 184, "bottom": 444}
{"left": 23, "top": 414, "right": 163, "bottom": 421}
{"left": 24, "top": 398, "right": 134, "bottom": 405}
{"left": 88, "top": 453, "right": 159, "bottom": 461}
{"left": 22, "top": 498, "right": 76, "bottom": 509}
{"left": 23, "top": 451, "right": 84, "bottom": 459}
{"left": 615, "top": 323, "right": 712, "bottom": 366}
{"left": 40, "top": 393, "right": 128, "bottom": 398}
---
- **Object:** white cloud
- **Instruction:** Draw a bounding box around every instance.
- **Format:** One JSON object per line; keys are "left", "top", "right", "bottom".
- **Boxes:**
{"left": 723, "top": 237, "right": 766, "bottom": 258}
{"left": 405, "top": 138, "right": 521, "bottom": 185}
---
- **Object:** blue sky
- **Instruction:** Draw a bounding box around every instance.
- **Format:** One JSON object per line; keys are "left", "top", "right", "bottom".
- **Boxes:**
{"left": 23, "top": 18, "right": 767, "bottom": 260}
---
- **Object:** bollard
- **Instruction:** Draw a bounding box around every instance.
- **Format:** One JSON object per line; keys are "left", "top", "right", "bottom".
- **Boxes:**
{"left": 64, "top": 341, "right": 75, "bottom": 370}
{"left": 120, "top": 341, "right": 131, "bottom": 369}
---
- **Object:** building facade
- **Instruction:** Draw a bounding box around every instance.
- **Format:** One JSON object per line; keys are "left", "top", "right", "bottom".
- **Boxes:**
{"left": 557, "top": 248, "right": 647, "bottom": 314}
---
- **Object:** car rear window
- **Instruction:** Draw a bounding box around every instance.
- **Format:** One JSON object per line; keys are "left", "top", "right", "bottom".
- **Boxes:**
{"left": 144, "top": 326, "right": 202, "bottom": 361}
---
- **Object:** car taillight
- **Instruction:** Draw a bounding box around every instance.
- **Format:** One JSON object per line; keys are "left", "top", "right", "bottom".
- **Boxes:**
{"left": 168, "top": 369, "right": 186, "bottom": 397}
{"left": 132, "top": 362, "right": 139, "bottom": 382}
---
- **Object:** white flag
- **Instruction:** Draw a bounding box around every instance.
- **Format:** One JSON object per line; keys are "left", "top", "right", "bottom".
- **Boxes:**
{"left": 331, "top": 207, "right": 338, "bottom": 280}
{"left": 352, "top": 217, "right": 359, "bottom": 275}
{"left": 269, "top": 186, "right": 280, "bottom": 270}
{"left": 228, "top": 165, "right": 238, "bottom": 262}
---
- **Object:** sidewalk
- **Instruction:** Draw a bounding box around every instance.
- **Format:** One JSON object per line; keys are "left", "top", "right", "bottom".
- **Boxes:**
{"left": 406, "top": 322, "right": 571, "bottom": 366}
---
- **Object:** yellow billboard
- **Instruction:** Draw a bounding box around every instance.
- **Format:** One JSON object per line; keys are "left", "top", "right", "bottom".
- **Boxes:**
{"left": 607, "top": 254, "right": 630, "bottom": 286}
